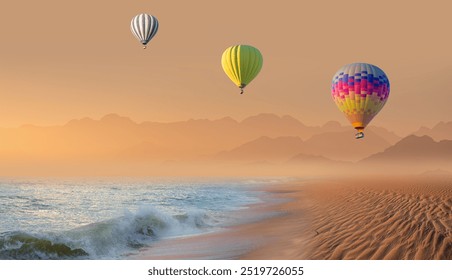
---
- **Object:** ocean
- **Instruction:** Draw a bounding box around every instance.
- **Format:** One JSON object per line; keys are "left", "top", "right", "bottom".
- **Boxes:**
{"left": 0, "top": 178, "right": 282, "bottom": 259}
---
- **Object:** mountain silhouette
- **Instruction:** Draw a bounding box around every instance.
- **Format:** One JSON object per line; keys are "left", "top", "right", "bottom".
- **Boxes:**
{"left": 301, "top": 129, "right": 393, "bottom": 161}
{"left": 215, "top": 136, "right": 305, "bottom": 162}
{"left": 0, "top": 113, "right": 416, "bottom": 176}
{"left": 414, "top": 121, "right": 452, "bottom": 141}
{"left": 361, "top": 135, "right": 452, "bottom": 164}
{"left": 287, "top": 153, "right": 349, "bottom": 165}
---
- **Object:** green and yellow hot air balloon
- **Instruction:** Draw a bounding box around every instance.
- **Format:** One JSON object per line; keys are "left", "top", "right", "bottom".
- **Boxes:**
{"left": 221, "top": 45, "right": 263, "bottom": 94}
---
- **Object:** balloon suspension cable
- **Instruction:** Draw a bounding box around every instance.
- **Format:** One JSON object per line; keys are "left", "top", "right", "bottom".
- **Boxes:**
{"left": 239, "top": 84, "right": 246, "bottom": 94}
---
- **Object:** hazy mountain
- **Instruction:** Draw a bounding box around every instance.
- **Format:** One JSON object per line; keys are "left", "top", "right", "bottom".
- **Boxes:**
{"left": 0, "top": 113, "right": 403, "bottom": 163}
{"left": 239, "top": 114, "right": 314, "bottom": 139}
{"left": 287, "top": 153, "right": 350, "bottom": 165}
{"left": 215, "top": 128, "right": 394, "bottom": 163}
{"left": 215, "top": 136, "right": 305, "bottom": 162}
{"left": 414, "top": 121, "right": 452, "bottom": 141}
{"left": 365, "top": 126, "right": 401, "bottom": 144}
{"left": 301, "top": 129, "right": 393, "bottom": 162}
{"left": 361, "top": 135, "right": 452, "bottom": 163}
{"left": 0, "top": 113, "right": 412, "bottom": 176}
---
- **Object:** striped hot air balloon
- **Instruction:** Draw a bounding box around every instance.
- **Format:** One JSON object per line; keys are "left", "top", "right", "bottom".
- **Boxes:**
{"left": 221, "top": 45, "right": 263, "bottom": 94}
{"left": 331, "top": 63, "right": 390, "bottom": 139}
{"left": 130, "top": 13, "right": 159, "bottom": 49}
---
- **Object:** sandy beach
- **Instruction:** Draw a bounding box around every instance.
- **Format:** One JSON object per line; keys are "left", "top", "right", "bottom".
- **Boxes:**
{"left": 133, "top": 176, "right": 451, "bottom": 260}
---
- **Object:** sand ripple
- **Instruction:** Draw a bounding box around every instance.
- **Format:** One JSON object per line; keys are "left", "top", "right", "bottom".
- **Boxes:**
{"left": 305, "top": 179, "right": 451, "bottom": 259}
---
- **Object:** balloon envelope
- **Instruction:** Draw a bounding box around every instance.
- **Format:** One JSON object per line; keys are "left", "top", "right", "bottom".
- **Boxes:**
{"left": 331, "top": 63, "right": 390, "bottom": 133}
{"left": 221, "top": 45, "right": 263, "bottom": 93}
{"left": 130, "top": 14, "right": 159, "bottom": 47}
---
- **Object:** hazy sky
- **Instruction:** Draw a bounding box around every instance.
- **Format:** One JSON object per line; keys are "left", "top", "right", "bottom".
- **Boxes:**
{"left": 1, "top": 0, "right": 452, "bottom": 135}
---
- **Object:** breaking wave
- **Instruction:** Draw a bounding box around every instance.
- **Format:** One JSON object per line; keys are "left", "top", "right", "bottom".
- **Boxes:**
{"left": 0, "top": 206, "right": 213, "bottom": 259}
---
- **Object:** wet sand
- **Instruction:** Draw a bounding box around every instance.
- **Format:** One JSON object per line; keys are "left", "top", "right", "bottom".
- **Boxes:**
{"left": 132, "top": 177, "right": 452, "bottom": 260}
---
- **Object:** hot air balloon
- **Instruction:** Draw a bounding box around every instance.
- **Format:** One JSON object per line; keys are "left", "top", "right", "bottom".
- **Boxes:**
{"left": 331, "top": 63, "right": 390, "bottom": 139}
{"left": 130, "top": 13, "right": 159, "bottom": 49}
{"left": 221, "top": 45, "right": 263, "bottom": 94}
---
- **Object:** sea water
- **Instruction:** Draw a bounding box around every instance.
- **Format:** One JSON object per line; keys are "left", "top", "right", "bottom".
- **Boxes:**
{"left": 0, "top": 178, "right": 283, "bottom": 259}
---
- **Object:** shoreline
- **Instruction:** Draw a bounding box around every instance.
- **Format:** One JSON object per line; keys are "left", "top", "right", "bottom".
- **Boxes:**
{"left": 131, "top": 176, "right": 452, "bottom": 260}
{"left": 128, "top": 184, "right": 289, "bottom": 260}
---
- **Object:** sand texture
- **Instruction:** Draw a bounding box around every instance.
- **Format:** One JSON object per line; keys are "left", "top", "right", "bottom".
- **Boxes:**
{"left": 242, "top": 177, "right": 452, "bottom": 260}
{"left": 133, "top": 176, "right": 451, "bottom": 260}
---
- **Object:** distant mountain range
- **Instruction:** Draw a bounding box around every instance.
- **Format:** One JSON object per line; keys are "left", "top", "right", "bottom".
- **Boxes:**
{"left": 361, "top": 135, "right": 452, "bottom": 163}
{"left": 215, "top": 128, "right": 394, "bottom": 162}
{"left": 1, "top": 113, "right": 451, "bottom": 176}
{"left": 414, "top": 121, "right": 452, "bottom": 141}
{"left": 0, "top": 113, "right": 400, "bottom": 162}
{"left": 215, "top": 136, "right": 305, "bottom": 162}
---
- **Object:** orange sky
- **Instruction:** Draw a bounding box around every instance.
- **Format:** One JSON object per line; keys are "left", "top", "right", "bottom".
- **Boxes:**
{"left": 1, "top": 0, "right": 452, "bottom": 135}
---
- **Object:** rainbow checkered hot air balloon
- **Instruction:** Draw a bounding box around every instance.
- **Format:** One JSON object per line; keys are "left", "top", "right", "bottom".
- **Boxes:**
{"left": 331, "top": 63, "right": 390, "bottom": 139}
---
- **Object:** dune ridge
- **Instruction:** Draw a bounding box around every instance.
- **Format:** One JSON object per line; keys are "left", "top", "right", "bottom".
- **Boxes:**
{"left": 242, "top": 178, "right": 451, "bottom": 260}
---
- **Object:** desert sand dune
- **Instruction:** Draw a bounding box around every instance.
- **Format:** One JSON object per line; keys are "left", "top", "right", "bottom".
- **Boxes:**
{"left": 242, "top": 178, "right": 451, "bottom": 260}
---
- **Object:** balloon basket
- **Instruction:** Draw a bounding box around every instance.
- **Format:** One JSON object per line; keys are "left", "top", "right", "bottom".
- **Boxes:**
{"left": 355, "top": 132, "right": 364, "bottom": 139}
